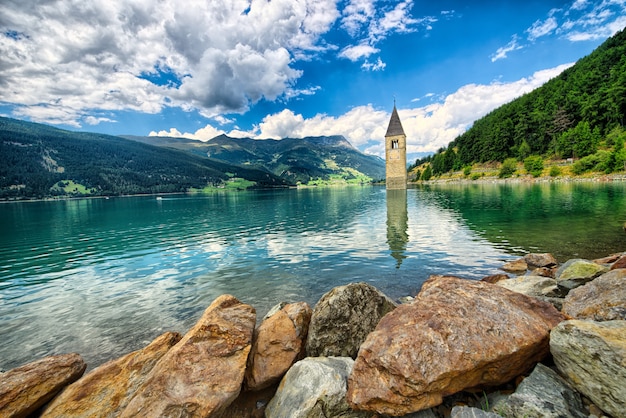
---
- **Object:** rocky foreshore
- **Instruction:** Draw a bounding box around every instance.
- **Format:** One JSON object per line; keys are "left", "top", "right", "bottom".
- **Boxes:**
{"left": 1, "top": 252, "right": 625, "bottom": 418}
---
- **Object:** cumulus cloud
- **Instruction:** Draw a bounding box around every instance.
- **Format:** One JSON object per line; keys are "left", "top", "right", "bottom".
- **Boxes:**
{"left": 155, "top": 63, "right": 571, "bottom": 157}
{"left": 0, "top": 0, "right": 340, "bottom": 127}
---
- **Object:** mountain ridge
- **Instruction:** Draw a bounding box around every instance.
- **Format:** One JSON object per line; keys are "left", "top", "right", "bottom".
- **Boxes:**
{"left": 123, "top": 133, "right": 385, "bottom": 185}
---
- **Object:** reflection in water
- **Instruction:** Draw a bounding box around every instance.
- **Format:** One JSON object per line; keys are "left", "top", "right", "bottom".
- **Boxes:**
{"left": 386, "top": 189, "right": 408, "bottom": 268}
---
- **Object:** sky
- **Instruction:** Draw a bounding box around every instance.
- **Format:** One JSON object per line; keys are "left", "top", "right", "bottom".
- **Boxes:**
{"left": 1, "top": 1, "right": 625, "bottom": 162}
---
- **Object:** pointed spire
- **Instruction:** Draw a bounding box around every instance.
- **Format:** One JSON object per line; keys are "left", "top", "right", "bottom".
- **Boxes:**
{"left": 385, "top": 104, "right": 405, "bottom": 137}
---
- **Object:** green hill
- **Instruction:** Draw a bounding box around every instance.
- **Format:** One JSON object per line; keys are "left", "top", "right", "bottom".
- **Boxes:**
{"left": 0, "top": 117, "right": 289, "bottom": 200}
{"left": 416, "top": 27, "right": 626, "bottom": 177}
{"left": 123, "top": 134, "right": 386, "bottom": 185}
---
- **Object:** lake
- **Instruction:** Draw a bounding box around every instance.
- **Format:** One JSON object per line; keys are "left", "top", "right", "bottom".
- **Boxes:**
{"left": 1, "top": 181, "right": 625, "bottom": 371}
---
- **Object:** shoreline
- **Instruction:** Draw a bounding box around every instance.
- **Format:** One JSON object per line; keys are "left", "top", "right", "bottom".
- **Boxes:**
{"left": 3, "top": 173, "right": 626, "bottom": 204}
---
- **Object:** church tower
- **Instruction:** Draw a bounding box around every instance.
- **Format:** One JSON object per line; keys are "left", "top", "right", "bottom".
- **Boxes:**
{"left": 385, "top": 104, "right": 407, "bottom": 189}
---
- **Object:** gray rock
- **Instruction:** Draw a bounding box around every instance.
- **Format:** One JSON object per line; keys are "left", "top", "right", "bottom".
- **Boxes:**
{"left": 550, "top": 320, "right": 626, "bottom": 418}
{"left": 265, "top": 356, "right": 368, "bottom": 418}
{"left": 306, "top": 282, "right": 396, "bottom": 358}
{"left": 562, "top": 269, "right": 626, "bottom": 321}
{"left": 492, "top": 363, "right": 586, "bottom": 418}
{"left": 496, "top": 275, "right": 557, "bottom": 298}
{"left": 555, "top": 259, "right": 608, "bottom": 292}
{"left": 451, "top": 406, "right": 501, "bottom": 418}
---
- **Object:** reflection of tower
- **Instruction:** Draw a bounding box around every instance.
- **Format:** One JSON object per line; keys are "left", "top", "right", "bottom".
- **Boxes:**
{"left": 386, "top": 189, "right": 409, "bottom": 268}
{"left": 385, "top": 104, "right": 407, "bottom": 190}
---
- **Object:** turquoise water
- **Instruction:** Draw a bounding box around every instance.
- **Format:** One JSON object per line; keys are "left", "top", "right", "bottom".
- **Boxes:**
{"left": 1, "top": 183, "right": 625, "bottom": 370}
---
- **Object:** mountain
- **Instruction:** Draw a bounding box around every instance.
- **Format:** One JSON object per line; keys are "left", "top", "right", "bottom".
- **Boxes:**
{"left": 0, "top": 117, "right": 288, "bottom": 200}
{"left": 418, "top": 27, "right": 626, "bottom": 175}
{"left": 123, "top": 134, "right": 386, "bottom": 185}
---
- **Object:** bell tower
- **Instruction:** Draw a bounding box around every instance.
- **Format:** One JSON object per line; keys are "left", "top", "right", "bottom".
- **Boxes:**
{"left": 385, "top": 104, "right": 407, "bottom": 189}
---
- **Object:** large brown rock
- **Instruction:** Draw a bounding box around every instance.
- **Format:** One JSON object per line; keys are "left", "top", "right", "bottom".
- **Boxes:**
{"left": 550, "top": 320, "right": 626, "bottom": 418}
{"left": 561, "top": 269, "right": 626, "bottom": 321}
{"left": 346, "top": 275, "right": 565, "bottom": 416}
{"left": 40, "top": 331, "right": 181, "bottom": 417}
{"left": 120, "top": 294, "right": 256, "bottom": 418}
{"left": 245, "top": 302, "right": 312, "bottom": 391}
{"left": 0, "top": 353, "right": 86, "bottom": 418}
{"left": 306, "top": 282, "right": 396, "bottom": 358}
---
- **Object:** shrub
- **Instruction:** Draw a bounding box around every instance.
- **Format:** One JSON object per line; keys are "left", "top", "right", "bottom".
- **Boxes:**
{"left": 470, "top": 173, "right": 481, "bottom": 180}
{"left": 549, "top": 166, "right": 562, "bottom": 177}
{"left": 499, "top": 158, "right": 518, "bottom": 178}
{"left": 523, "top": 155, "right": 544, "bottom": 177}
{"left": 463, "top": 166, "right": 472, "bottom": 176}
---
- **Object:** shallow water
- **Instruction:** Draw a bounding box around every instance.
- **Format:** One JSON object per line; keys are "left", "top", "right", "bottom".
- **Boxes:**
{"left": 1, "top": 183, "right": 625, "bottom": 370}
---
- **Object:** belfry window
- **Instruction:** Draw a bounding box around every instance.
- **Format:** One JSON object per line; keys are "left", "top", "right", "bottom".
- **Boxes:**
{"left": 391, "top": 139, "right": 399, "bottom": 149}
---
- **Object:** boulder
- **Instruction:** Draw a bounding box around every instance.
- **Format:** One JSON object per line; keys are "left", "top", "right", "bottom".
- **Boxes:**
{"left": 245, "top": 302, "right": 312, "bottom": 391}
{"left": 501, "top": 258, "right": 527, "bottom": 273}
{"left": 450, "top": 406, "right": 501, "bottom": 418}
{"left": 265, "top": 357, "right": 369, "bottom": 418}
{"left": 40, "top": 331, "right": 181, "bottom": 417}
{"left": 555, "top": 259, "right": 608, "bottom": 292}
{"left": 561, "top": 269, "right": 626, "bottom": 321}
{"left": 611, "top": 254, "right": 626, "bottom": 270}
{"left": 492, "top": 363, "right": 586, "bottom": 418}
{"left": 0, "top": 353, "right": 86, "bottom": 418}
{"left": 496, "top": 275, "right": 557, "bottom": 298}
{"left": 524, "top": 252, "right": 558, "bottom": 268}
{"left": 120, "top": 294, "right": 256, "bottom": 418}
{"left": 550, "top": 320, "right": 626, "bottom": 418}
{"left": 480, "top": 273, "right": 509, "bottom": 284}
{"left": 346, "top": 275, "right": 565, "bottom": 416}
{"left": 305, "top": 282, "right": 396, "bottom": 358}
{"left": 529, "top": 266, "right": 556, "bottom": 278}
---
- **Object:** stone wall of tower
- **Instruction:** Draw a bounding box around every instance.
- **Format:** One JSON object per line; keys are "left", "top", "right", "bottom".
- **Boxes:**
{"left": 385, "top": 133, "right": 407, "bottom": 189}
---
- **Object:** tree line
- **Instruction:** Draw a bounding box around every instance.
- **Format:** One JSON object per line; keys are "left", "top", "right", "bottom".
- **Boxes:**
{"left": 412, "top": 27, "right": 626, "bottom": 179}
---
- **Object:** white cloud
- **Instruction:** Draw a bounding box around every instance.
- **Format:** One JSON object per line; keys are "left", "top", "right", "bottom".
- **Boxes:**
{"left": 526, "top": 17, "right": 558, "bottom": 41}
{"left": 339, "top": 44, "right": 380, "bottom": 61}
{"left": 0, "top": 0, "right": 341, "bottom": 127}
{"left": 154, "top": 63, "right": 572, "bottom": 155}
{"left": 490, "top": 36, "right": 523, "bottom": 62}
{"left": 361, "top": 57, "right": 386, "bottom": 71}
{"left": 338, "top": 0, "right": 431, "bottom": 68}
{"left": 493, "top": 0, "right": 626, "bottom": 60}
{"left": 253, "top": 63, "right": 572, "bottom": 156}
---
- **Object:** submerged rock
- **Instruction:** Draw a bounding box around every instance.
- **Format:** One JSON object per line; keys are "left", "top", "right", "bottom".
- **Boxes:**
{"left": 120, "top": 294, "right": 256, "bottom": 418}
{"left": 346, "top": 275, "right": 565, "bottom": 416}
{"left": 501, "top": 258, "right": 528, "bottom": 273}
{"left": 0, "top": 353, "right": 86, "bottom": 418}
{"left": 265, "top": 357, "right": 368, "bottom": 418}
{"left": 40, "top": 332, "right": 181, "bottom": 418}
{"left": 245, "top": 302, "right": 312, "bottom": 391}
{"left": 550, "top": 319, "right": 626, "bottom": 418}
{"left": 492, "top": 363, "right": 586, "bottom": 418}
{"left": 305, "top": 282, "right": 396, "bottom": 358}
{"left": 561, "top": 269, "right": 626, "bottom": 321}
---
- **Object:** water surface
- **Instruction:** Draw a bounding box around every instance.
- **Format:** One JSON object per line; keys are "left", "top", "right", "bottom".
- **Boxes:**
{"left": 1, "top": 183, "right": 625, "bottom": 370}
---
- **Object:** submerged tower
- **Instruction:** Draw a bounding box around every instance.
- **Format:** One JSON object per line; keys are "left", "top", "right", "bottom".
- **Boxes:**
{"left": 385, "top": 104, "right": 407, "bottom": 189}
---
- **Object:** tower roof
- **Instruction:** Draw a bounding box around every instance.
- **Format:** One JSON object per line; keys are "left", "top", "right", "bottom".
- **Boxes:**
{"left": 385, "top": 105, "right": 405, "bottom": 137}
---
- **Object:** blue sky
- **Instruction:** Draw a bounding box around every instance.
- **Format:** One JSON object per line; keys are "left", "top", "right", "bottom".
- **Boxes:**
{"left": 1, "top": 0, "right": 625, "bottom": 161}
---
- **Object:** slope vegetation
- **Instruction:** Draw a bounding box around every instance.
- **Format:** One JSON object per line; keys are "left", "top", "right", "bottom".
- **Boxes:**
{"left": 0, "top": 117, "right": 288, "bottom": 199}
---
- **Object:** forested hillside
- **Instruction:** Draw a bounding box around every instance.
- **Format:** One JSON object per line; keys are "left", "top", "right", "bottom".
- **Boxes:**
{"left": 124, "top": 134, "right": 386, "bottom": 185}
{"left": 0, "top": 118, "right": 288, "bottom": 200}
{"left": 416, "top": 27, "right": 626, "bottom": 178}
